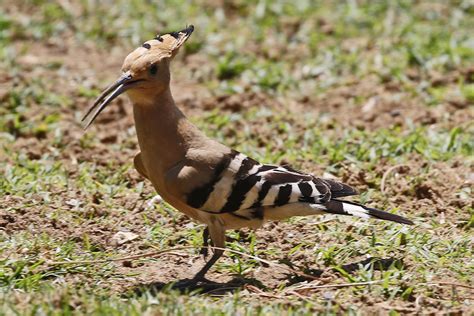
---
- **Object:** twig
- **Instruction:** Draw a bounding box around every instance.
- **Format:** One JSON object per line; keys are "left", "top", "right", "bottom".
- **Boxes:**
{"left": 47, "top": 246, "right": 197, "bottom": 265}
{"left": 249, "top": 292, "right": 285, "bottom": 300}
{"left": 248, "top": 281, "right": 386, "bottom": 300}
{"left": 381, "top": 164, "right": 409, "bottom": 194}
{"left": 377, "top": 302, "right": 417, "bottom": 312}
{"left": 47, "top": 245, "right": 320, "bottom": 281}
{"left": 286, "top": 280, "right": 383, "bottom": 292}
{"left": 245, "top": 285, "right": 285, "bottom": 299}
{"left": 285, "top": 290, "right": 311, "bottom": 300}
{"left": 425, "top": 282, "right": 474, "bottom": 290}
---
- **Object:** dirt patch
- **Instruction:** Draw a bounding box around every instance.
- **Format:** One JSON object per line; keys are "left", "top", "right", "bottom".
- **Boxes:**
{"left": 300, "top": 75, "right": 474, "bottom": 131}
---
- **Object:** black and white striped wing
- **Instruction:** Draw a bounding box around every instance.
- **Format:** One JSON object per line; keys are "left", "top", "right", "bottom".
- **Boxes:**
{"left": 186, "top": 151, "right": 357, "bottom": 214}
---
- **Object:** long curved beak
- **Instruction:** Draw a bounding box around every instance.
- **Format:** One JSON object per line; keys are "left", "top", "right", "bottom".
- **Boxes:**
{"left": 82, "top": 71, "right": 136, "bottom": 129}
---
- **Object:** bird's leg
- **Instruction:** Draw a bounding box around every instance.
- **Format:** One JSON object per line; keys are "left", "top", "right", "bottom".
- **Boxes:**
{"left": 192, "top": 248, "right": 224, "bottom": 281}
{"left": 192, "top": 222, "right": 225, "bottom": 281}
{"left": 199, "top": 226, "right": 211, "bottom": 257}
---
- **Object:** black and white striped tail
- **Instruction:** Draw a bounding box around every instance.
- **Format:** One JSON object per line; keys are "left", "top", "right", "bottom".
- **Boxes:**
{"left": 324, "top": 199, "right": 414, "bottom": 225}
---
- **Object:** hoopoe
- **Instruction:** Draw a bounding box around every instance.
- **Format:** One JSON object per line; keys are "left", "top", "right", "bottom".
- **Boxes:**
{"left": 83, "top": 25, "right": 413, "bottom": 280}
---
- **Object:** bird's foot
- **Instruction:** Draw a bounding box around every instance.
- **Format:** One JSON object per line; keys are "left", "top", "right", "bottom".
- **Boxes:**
{"left": 191, "top": 272, "right": 208, "bottom": 283}
{"left": 199, "top": 245, "right": 209, "bottom": 258}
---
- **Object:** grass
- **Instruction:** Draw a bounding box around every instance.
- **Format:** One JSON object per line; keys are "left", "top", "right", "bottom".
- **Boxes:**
{"left": 1, "top": 0, "right": 473, "bottom": 315}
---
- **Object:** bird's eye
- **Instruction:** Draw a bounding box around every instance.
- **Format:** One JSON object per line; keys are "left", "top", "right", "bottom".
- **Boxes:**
{"left": 149, "top": 64, "right": 158, "bottom": 75}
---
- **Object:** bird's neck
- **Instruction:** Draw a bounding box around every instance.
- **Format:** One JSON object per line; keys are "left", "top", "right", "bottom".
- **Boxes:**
{"left": 132, "top": 87, "right": 206, "bottom": 174}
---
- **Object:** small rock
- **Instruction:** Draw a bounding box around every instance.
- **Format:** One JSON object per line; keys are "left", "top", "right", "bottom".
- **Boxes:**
{"left": 146, "top": 195, "right": 163, "bottom": 209}
{"left": 65, "top": 199, "right": 81, "bottom": 207}
{"left": 323, "top": 291, "right": 335, "bottom": 300}
{"left": 362, "top": 97, "right": 378, "bottom": 113}
{"left": 322, "top": 172, "right": 338, "bottom": 180}
{"left": 18, "top": 55, "right": 41, "bottom": 66}
{"left": 122, "top": 260, "right": 134, "bottom": 268}
{"left": 111, "top": 231, "right": 139, "bottom": 246}
{"left": 468, "top": 173, "right": 474, "bottom": 183}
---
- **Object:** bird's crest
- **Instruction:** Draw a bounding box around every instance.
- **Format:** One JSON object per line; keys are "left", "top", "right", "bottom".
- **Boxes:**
{"left": 121, "top": 25, "right": 194, "bottom": 72}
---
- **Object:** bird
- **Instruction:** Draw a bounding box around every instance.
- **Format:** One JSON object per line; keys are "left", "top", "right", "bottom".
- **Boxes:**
{"left": 82, "top": 25, "right": 413, "bottom": 281}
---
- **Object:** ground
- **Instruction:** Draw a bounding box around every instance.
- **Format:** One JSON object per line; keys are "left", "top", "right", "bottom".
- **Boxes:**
{"left": 1, "top": 1, "right": 473, "bottom": 315}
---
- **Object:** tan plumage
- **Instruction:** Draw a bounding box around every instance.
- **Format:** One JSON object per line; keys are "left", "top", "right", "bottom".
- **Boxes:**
{"left": 83, "top": 26, "right": 413, "bottom": 281}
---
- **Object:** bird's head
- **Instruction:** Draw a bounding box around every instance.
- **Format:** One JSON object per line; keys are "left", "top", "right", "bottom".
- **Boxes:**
{"left": 82, "top": 25, "right": 194, "bottom": 129}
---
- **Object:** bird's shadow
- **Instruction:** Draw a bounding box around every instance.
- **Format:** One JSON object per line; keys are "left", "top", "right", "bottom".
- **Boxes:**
{"left": 130, "top": 276, "right": 265, "bottom": 297}
{"left": 128, "top": 257, "right": 403, "bottom": 297}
